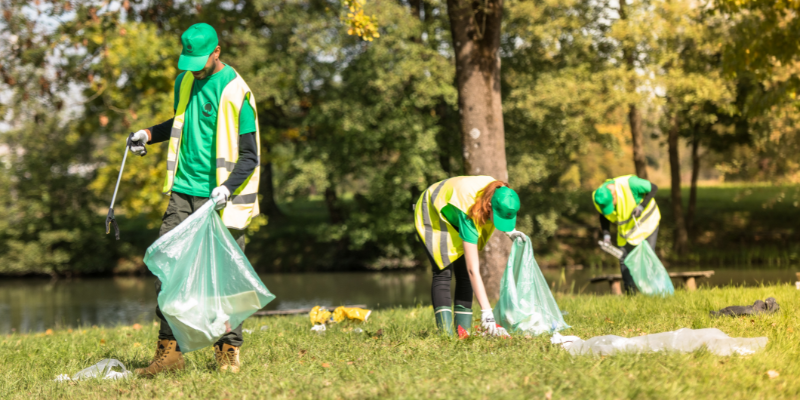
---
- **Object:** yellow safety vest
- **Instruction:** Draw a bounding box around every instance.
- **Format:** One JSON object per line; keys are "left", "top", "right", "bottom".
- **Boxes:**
{"left": 592, "top": 175, "right": 660, "bottom": 247}
{"left": 163, "top": 70, "right": 261, "bottom": 230}
{"left": 414, "top": 176, "right": 497, "bottom": 270}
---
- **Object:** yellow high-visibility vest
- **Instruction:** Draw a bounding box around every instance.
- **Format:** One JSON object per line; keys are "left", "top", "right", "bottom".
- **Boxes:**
{"left": 414, "top": 176, "right": 497, "bottom": 270}
{"left": 163, "top": 70, "right": 261, "bottom": 230}
{"left": 592, "top": 175, "right": 660, "bottom": 246}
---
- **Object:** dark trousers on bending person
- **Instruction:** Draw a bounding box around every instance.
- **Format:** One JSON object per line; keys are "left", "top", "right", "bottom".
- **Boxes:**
{"left": 155, "top": 192, "right": 247, "bottom": 351}
{"left": 618, "top": 226, "right": 660, "bottom": 294}
{"left": 419, "top": 236, "right": 474, "bottom": 334}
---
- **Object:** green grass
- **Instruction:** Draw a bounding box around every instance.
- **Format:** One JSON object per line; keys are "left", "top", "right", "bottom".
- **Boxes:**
{"left": 3, "top": 284, "right": 800, "bottom": 399}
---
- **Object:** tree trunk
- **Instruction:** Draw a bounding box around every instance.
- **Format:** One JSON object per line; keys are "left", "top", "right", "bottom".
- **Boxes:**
{"left": 324, "top": 179, "right": 343, "bottom": 224}
{"left": 687, "top": 136, "right": 700, "bottom": 233}
{"left": 629, "top": 104, "right": 648, "bottom": 179}
{"left": 668, "top": 113, "right": 688, "bottom": 255}
{"left": 447, "top": 0, "right": 509, "bottom": 299}
{"left": 260, "top": 143, "right": 284, "bottom": 219}
{"left": 619, "top": 1, "right": 648, "bottom": 179}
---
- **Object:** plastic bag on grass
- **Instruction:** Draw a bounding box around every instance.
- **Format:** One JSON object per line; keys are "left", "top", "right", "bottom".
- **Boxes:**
{"left": 558, "top": 328, "right": 767, "bottom": 356}
{"left": 495, "top": 234, "right": 570, "bottom": 335}
{"left": 144, "top": 200, "right": 275, "bottom": 352}
{"left": 55, "top": 359, "right": 131, "bottom": 381}
{"left": 626, "top": 241, "right": 674, "bottom": 296}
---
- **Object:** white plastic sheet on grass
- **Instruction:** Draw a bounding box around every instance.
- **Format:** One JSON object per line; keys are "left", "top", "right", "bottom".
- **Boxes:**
{"left": 553, "top": 328, "right": 767, "bottom": 356}
{"left": 55, "top": 359, "right": 132, "bottom": 381}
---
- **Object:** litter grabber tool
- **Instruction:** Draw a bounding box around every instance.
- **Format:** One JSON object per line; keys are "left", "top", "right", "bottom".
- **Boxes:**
{"left": 105, "top": 134, "right": 147, "bottom": 240}
{"left": 598, "top": 240, "right": 624, "bottom": 259}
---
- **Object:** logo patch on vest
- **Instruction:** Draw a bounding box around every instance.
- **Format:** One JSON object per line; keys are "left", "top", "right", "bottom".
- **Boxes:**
{"left": 202, "top": 102, "right": 215, "bottom": 118}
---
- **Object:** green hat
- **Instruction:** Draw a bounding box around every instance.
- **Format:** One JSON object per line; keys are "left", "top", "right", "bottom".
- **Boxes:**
{"left": 593, "top": 185, "right": 614, "bottom": 216}
{"left": 491, "top": 187, "right": 520, "bottom": 232}
{"left": 178, "top": 23, "right": 219, "bottom": 71}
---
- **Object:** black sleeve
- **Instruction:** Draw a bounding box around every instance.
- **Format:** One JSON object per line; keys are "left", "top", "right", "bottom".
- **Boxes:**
{"left": 147, "top": 118, "right": 175, "bottom": 144}
{"left": 599, "top": 214, "right": 611, "bottom": 235}
{"left": 639, "top": 183, "right": 658, "bottom": 207}
{"left": 222, "top": 132, "right": 259, "bottom": 193}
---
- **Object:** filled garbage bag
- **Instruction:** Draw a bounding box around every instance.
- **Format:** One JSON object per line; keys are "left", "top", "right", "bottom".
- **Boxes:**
{"left": 625, "top": 241, "right": 674, "bottom": 296}
{"left": 495, "top": 234, "right": 570, "bottom": 335}
{"left": 554, "top": 328, "right": 767, "bottom": 357}
{"left": 144, "top": 200, "right": 275, "bottom": 352}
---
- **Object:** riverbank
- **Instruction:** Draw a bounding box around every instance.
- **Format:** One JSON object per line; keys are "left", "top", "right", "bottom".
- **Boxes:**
{"left": 3, "top": 284, "right": 798, "bottom": 399}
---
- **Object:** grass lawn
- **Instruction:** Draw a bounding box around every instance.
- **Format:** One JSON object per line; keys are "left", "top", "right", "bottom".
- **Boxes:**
{"left": 3, "top": 284, "right": 799, "bottom": 399}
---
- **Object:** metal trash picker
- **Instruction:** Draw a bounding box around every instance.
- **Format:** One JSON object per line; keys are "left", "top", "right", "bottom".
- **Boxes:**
{"left": 105, "top": 134, "right": 147, "bottom": 240}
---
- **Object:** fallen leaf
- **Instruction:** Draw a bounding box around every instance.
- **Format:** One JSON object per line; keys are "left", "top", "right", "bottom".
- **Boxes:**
{"left": 152, "top": 321, "right": 158, "bottom": 327}
{"left": 321, "top": 363, "right": 330, "bottom": 368}
{"left": 545, "top": 390, "right": 553, "bottom": 400}
{"left": 100, "top": 339, "right": 106, "bottom": 344}
{"left": 133, "top": 342, "right": 141, "bottom": 347}
{"left": 298, "top": 350, "right": 307, "bottom": 358}
{"left": 45, "top": 329, "right": 53, "bottom": 335}
{"left": 132, "top": 324, "right": 142, "bottom": 331}
{"left": 347, "top": 361, "right": 354, "bottom": 365}
{"left": 767, "top": 370, "right": 779, "bottom": 379}
{"left": 605, "top": 318, "right": 614, "bottom": 324}
{"left": 771, "top": 323, "right": 777, "bottom": 327}
{"left": 788, "top": 327, "right": 794, "bottom": 333}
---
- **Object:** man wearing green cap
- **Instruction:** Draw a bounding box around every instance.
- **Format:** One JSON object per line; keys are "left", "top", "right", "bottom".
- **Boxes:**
{"left": 592, "top": 175, "right": 660, "bottom": 293}
{"left": 414, "top": 177, "right": 525, "bottom": 337}
{"left": 127, "top": 23, "right": 261, "bottom": 375}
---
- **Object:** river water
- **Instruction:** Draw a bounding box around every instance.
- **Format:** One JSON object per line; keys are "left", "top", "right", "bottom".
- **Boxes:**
{"left": 0, "top": 268, "right": 796, "bottom": 333}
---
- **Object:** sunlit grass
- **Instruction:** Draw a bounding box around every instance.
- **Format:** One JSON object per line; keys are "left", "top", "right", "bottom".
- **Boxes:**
{"left": 2, "top": 284, "right": 798, "bottom": 399}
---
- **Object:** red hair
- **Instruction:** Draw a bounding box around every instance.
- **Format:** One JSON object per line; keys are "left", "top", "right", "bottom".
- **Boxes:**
{"left": 468, "top": 181, "right": 509, "bottom": 227}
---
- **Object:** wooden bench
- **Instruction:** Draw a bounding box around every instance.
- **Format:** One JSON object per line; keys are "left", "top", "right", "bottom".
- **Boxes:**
{"left": 590, "top": 271, "right": 715, "bottom": 295}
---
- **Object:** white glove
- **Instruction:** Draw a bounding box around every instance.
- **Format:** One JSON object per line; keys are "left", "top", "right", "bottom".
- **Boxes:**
{"left": 210, "top": 186, "right": 230, "bottom": 210}
{"left": 480, "top": 309, "right": 510, "bottom": 337}
{"left": 603, "top": 233, "right": 612, "bottom": 243}
{"left": 506, "top": 229, "right": 526, "bottom": 242}
{"left": 128, "top": 130, "right": 148, "bottom": 156}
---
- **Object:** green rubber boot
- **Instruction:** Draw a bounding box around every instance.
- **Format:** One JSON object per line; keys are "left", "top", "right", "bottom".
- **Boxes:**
{"left": 434, "top": 307, "right": 454, "bottom": 336}
{"left": 454, "top": 305, "right": 473, "bottom": 334}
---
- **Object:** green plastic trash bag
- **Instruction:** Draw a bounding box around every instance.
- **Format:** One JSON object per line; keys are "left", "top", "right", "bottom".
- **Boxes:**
{"left": 625, "top": 241, "right": 674, "bottom": 296}
{"left": 495, "top": 234, "right": 570, "bottom": 335}
{"left": 144, "top": 200, "right": 275, "bottom": 352}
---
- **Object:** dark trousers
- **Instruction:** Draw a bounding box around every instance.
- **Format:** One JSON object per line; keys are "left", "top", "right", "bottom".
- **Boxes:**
{"left": 419, "top": 235, "right": 473, "bottom": 311}
{"left": 618, "top": 226, "right": 660, "bottom": 294}
{"left": 155, "top": 192, "right": 247, "bottom": 350}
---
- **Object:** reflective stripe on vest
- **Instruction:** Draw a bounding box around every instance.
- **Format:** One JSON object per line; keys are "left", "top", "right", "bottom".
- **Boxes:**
{"left": 162, "top": 70, "right": 261, "bottom": 230}
{"left": 592, "top": 175, "right": 660, "bottom": 246}
{"left": 414, "top": 176, "right": 497, "bottom": 270}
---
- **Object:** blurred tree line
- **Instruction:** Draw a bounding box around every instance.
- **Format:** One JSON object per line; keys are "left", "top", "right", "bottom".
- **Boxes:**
{"left": 1, "top": 0, "right": 800, "bottom": 276}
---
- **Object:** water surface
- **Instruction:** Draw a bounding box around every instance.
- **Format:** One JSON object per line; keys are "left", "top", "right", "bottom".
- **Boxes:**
{"left": 0, "top": 268, "right": 796, "bottom": 333}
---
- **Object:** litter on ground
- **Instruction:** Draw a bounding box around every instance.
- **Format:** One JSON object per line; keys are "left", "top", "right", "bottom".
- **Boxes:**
{"left": 552, "top": 328, "right": 767, "bottom": 356}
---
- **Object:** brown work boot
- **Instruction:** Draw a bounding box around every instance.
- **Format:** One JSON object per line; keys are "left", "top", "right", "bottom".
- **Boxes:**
{"left": 135, "top": 339, "right": 185, "bottom": 377}
{"left": 214, "top": 343, "right": 241, "bottom": 373}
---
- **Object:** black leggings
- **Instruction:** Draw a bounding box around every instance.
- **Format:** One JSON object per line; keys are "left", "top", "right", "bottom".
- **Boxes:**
{"left": 420, "top": 236, "right": 473, "bottom": 310}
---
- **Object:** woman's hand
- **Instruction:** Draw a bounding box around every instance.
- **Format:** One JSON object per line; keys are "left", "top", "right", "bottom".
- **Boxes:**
{"left": 505, "top": 229, "right": 526, "bottom": 242}
{"left": 481, "top": 309, "right": 510, "bottom": 337}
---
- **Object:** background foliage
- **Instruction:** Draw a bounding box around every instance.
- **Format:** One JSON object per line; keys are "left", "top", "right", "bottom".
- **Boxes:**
{"left": 2, "top": 0, "right": 800, "bottom": 275}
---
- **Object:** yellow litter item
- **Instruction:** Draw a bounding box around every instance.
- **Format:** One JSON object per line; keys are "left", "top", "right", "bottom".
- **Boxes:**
{"left": 333, "top": 306, "right": 372, "bottom": 323}
{"left": 309, "top": 306, "right": 332, "bottom": 325}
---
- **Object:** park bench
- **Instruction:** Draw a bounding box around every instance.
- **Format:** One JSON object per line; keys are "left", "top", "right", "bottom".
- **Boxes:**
{"left": 590, "top": 271, "right": 715, "bottom": 295}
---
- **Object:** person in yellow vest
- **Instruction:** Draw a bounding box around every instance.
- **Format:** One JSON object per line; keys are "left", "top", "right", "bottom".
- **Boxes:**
{"left": 126, "top": 23, "right": 261, "bottom": 375}
{"left": 414, "top": 176, "right": 525, "bottom": 337}
{"left": 592, "top": 175, "right": 660, "bottom": 294}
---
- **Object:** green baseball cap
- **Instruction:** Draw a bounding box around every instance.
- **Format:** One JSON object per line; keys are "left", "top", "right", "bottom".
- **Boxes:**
{"left": 593, "top": 184, "right": 614, "bottom": 216}
{"left": 491, "top": 187, "right": 520, "bottom": 232}
{"left": 178, "top": 23, "right": 219, "bottom": 72}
